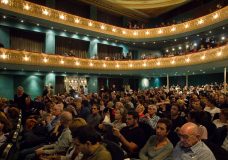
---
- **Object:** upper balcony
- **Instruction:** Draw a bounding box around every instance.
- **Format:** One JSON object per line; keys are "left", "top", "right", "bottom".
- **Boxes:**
{"left": 0, "top": 0, "right": 227, "bottom": 41}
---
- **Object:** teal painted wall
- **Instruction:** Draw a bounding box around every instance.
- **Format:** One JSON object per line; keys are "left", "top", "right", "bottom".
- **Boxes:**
{"left": 0, "top": 26, "right": 10, "bottom": 48}
{"left": 13, "top": 75, "right": 44, "bottom": 99}
{"left": 0, "top": 75, "right": 14, "bottom": 99}
{"left": 88, "top": 76, "right": 98, "bottom": 93}
{"left": 45, "top": 31, "right": 55, "bottom": 54}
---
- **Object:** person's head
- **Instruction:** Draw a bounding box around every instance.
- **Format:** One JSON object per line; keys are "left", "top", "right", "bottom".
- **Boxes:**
{"left": 114, "top": 108, "right": 126, "bottom": 122}
{"left": 126, "top": 110, "right": 139, "bottom": 128}
{"left": 17, "top": 86, "right": 24, "bottom": 96}
{"left": 52, "top": 103, "right": 63, "bottom": 116}
{"left": 219, "top": 109, "right": 228, "bottom": 122}
{"left": 147, "top": 104, "right": 158, "bottom": 116}
{"left": 219, "top": 94, "right": 226, "bottom": 104}
{"left": 91, "top": 104, "right": 99, "bottom": 115}
{"left": 72, "top": 125, "right": 101, "bottom": 155}
{"left": 191, "top": 100, "right": 202, "bottom": 111}
{"left": 74, "top": 98, "right": 82, "bottom": 110}
{"left": 115, "top": 102, "right": 124, "bottom": 110}
{"left": 69, "top": 118, "right": 87, "bottom": 133}
{"left": 60, "top": 111, "right": 72, "bottom": 126}
{"left": 171, "top": 104, "right": 180, "bottom": 118}
{"left": 156, "top": 118, "right": 172, "bottom": 140}
{"left": 135, "top": 104, "right": 145, "bottom": 115}
{"left": 179, "top": 122, "right": 200, "bottom": 148}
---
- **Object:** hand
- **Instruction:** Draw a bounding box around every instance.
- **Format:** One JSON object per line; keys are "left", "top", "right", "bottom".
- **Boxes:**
{"left": 113, "top": 127, "right": 121, "bottom": 138}
{"left": 98, "top": 123, "right": 104, "bottom": 129}
{"left": 35, "top": 147, "right": 44, "bottom": 155}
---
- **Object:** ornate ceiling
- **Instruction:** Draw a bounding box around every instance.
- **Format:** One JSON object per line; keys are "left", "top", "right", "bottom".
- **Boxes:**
{"left": 80, "top": 0, "right": 190, "bottom": 21}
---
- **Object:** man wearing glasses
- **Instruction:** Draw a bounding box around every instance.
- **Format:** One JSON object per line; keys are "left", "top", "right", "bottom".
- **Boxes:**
{"left": 173, "top": 122, "right": 216, "bottom": 160}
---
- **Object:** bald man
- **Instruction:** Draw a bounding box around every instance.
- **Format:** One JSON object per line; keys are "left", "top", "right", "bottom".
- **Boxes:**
{"left": 173, "top": 122, "right": 215, "bottom": 160}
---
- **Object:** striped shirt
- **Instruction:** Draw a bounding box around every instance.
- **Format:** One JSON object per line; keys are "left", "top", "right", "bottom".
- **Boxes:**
{"left": 173, "top": 140, "right": 216, "bottom": 160}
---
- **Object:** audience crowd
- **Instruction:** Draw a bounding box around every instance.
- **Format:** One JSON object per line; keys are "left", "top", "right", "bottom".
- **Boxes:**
{"left": 0, "top": 82, "right": 228, "bottom": 160}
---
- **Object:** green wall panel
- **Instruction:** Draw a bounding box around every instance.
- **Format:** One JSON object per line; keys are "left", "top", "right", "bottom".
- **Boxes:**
{"left": 0, "top": 75, "right": 14, "bottom": 99}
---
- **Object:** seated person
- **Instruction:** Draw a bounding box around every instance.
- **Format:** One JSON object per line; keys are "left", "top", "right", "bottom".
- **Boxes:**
{"left": 113, "top": 110, "right": 146, "bottom": 159}
{"left": 139, "top": 118, "right": 173, "bottom": 160}
{"left": 173, "top": 122, "right": 216, "bottom": 160}
{"left": 0, "top": 112, "right": 12, "bottom": 146}
{"left": 35, "top": 111, "right": 73, "bottom": 156}
{"left": 72, "top": 125, "right": 112, "bottom": 160}
{"left": 139, "top": 104, "right": 160, "bottom": 130}
{"left": 39, "top": 118, "right": 87, "bottom": 160}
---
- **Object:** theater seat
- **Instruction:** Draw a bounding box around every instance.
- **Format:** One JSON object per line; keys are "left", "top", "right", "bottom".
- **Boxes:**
{"left": 0, "top": 143, "right": 14, "bottom": 160}
{"left": 103, "top": 139, "right": 125, "bottom": 160}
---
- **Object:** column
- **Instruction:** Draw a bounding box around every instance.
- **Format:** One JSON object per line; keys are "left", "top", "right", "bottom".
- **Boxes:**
{"left": 45, "top": 73, "right": 56, "bottom": 94}
{"left": 224, "top": 67, "right": 227, "bottom": 94}
{"left": 167, "top": 74, "right": 169, "bottom": 91}
{"left": 88, "top": 39, "right": 98, "bottom": 58}
{"left": 46, "top": 0, "right": 55, "bottom": 8}
{"left": 90, "top": 6, "right": 97, "bottom": 20}
{"left": 0, "top": 26, "right": 10, "bottom": 48}
{"left": 45, "top": 30, "right": 55, "bottom": 54}
{"left": 186, "top": 75, "right": 188, "bottom": 89}
{"left": 88, "top": 76, "right": 98, "bottom": 93}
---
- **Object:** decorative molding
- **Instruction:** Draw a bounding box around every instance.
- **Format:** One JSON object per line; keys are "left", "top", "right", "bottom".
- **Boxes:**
{"left": 0, "top": 45, "right": 227, "bottom": 71}
{"left": 0, "top": 0, "right": 227, "bottom": 39}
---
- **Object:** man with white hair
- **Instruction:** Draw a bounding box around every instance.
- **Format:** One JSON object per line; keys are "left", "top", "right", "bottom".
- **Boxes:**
{"left": 173, "top": 122, "right": 216, "bottom": 160}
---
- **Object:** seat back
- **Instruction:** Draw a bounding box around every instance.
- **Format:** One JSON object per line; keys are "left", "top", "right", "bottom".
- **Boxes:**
{"left": 0, "top": 143, "right": 14, "bottom": 160}
{"left": 103, "top": 139, "right": 125, "bottom": 160}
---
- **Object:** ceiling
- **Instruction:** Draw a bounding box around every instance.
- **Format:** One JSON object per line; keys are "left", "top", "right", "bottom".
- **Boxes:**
{"left": 80, "top": 0, "right": 191, "bottom": 21}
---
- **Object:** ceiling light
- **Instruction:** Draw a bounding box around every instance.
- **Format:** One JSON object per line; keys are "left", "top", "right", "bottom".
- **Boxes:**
{"left": 112, "top": 28, "right": 116, "bottom": 32}
{"left": 145, "top": 31, "right": 150, "bottom": 35}
{"left": 0, "top": 53, "right": 8, "bottom": 59}
{"left": 186, "top": 44, "right": 189, "bottom": 48}
{"left": 89, "top": 62, "right": 93, "bottom": 66}
{"left": 185, "top": 57, "right": 190, "bottom": 63}
{"left": 103, "top": 63, "right": 106, "bottom": 67}
{"left": 75, "top": 61, "right": 80, "bottom": 66}
{"left": 171, "top": 60, "right": 175, "bottom": 64}
{"left": 129, "top": 64, "right": 133, "bottom": 67}
{"left": 157, "top": 29, "right": 163, "bottom": 34}
{"left": 59, "top": 14, "right": 65, "bottom": 20}
{"left": 42, "top": 9, "right": 49, "bottom": 16}
{"left": 201, "top": 55, "right": 205, "bottom": 60}
{"left": 60, "top": 59, "right": 64, "bottom": 64}
{"left": 75, "top": 18, "right": 80, "bottom": 23}
{"left": 122, "top": 30, "right": 126, "bottom": 34}
{"left": 178, "top": 46, "right": 182, "bottom": 50}
{"left": 172, "top": 48, "right": 175, "bottom": 51}
{"left": 185, "top": 37, "right": 188, "bottom": 40}
{"left": 221, "top": 36, "right": 226, "bottom": 40}
{"left": 133, "top": 31, "right": 138, "bottom": 36}
{"left": 37, "top": 24, "right": 39, "bottom": 26}
{"left": 216, "top": 51, "right": 222, "bottom": 56}
{"left": 100, "top": 25, "right": 105, "bottom": 30}
{"left": 23, "top": 4, "right": 30, "bottom": 10}
{"left": 166, "top": 49, "right": 169, "bottom": 52}
{"left": 171, "top": 27, "right": 176, "bottom": 32}
{"left": 184, "top": 23, "right": 189, "bottom": 29}
{"left": 3, "top": 15, "right": 6, "bottom": 19}
{"left": 213, "top": 13, "right": 219, "bottom": 19}
{"left": 88, "top": 21, "right": 93, "bottom": 26}
{"left": 1, "top": 0, "right": 9, "bottom": 5}
{"left": 197, "top": 19, "right": 204, "bottom": 25}
{"left": 156, "top": 61, "right": 160, "bottom": 66}
{"left": 43, "top": 57, "right": 48, "bottom": 63}
{"left": 21, "top": 20, "right": 24, "bottom": 23}
{"left": 194, "top": 43, "right": 197, "bottom": 46}
{"left": 23, "top": 55, "right": 29, "bottom": 61}
{"left": 116, "top": 64, "right": 119, "bottom": 68}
